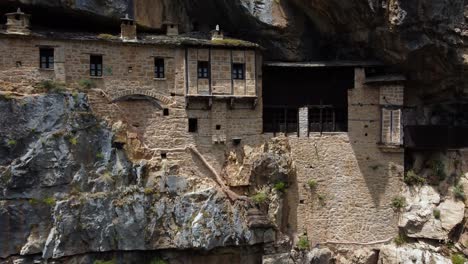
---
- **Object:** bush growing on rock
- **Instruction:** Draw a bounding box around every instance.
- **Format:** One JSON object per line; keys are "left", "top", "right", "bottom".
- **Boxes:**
{"left": 297, "top": 235, "right": 310, "bottom": 250}
{"left": 307, "top": 179, "right": 317, "bottom": 189}
{"left": 42, "top": 197, "right": 56, "bottom": 207}
{"left": 252, "top": 192, "right": 268, "bottom": 204}
{"left": 37, "top": 80, "right": 66, "bottom": 93}
{"left": 273, "top": 181, "right": 287, "bottom": 192}
{"left": 430, "top": 160, "right": 446, "bottom": 181}
{"left": 150, "top": 258, "right": 168, "bottom": 264}
{"left": 393, "top": 233, "right": 407, "bottom": 246}
{"left": 391, "top": 196, "right": 406, "bottom": 209}
{"left": 6, "top": 139, "right": 17, "bottom": 147}
{"left": 93, "top": 259, "right": 116, "bottom": 264}
{"left": 453, "top": 184, "right": 465, "bottom": 201}
{"left": 78, "top": 79, "right": 95, "bottom": 89}
{"left": 433, "top": 209, "right": 441, "bottom": 219}
{"left": 451, "top": 254, "right": 466, "bottom": 264}
{"left": 404, "top": 170, "right": 426, "bottom": 185}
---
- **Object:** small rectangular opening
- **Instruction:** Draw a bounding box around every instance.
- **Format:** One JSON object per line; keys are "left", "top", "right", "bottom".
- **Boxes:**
{"left": 197, "top": 61, "right": 210, "bottom": 79}
{"left": 188, "top": 118, "right": 198, "bottom": 133}
{"left": 232, "top": 63, "right": 245, "bottom": 80}
{"left": 216, "top": 125, "right": 221, "bottom": 130}
{"left": 90, "top": 55, "right": 103, "bottom": 77}
{"left": 39, "top": 48, "right": 54, "bottom": 69}
{"left": 161, "top": 152, "right": 167, "bottom": 159}
{"left": 155, "top": 58, "right": 165, "bottom": 79}
{"left": 163, "top": 108, "right": 169, "bottom": 116}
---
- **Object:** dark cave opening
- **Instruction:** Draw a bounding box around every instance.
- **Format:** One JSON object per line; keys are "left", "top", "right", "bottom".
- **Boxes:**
{"left": 262, "top": 65, "right": 354, "bottom": 134}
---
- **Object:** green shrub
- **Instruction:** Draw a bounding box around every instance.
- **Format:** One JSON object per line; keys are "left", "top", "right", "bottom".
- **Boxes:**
{"left": 93, "top": 259, "right": 116, "bottom": 264}
{"left": 37, "top": 80, "right": 66, "bottom": 93}
{"left": 78, "top": 79, "right": 95, "bottom": 89}
{"left": 297, "top": 235, "right": 310, "bottom": 250}
{"left": 6, "top": 139, "right": 17, "bottom": 147}
{"left": 392, "top": 196, "right": 406, "bottom": 209}
{"left": 452, "top": 254, "right": 466, "bottom": 264}
{"left": 42, "top": 197, "right": 56, "bottom": 207}
{"left": 273, "top": 181, "right": 287, "bottom": 192}
{"left": 394, "top": 233, "right": 407, "bottom": 246}
{"left": 404, "top": 170, "right": 426, "bottom": 185}
{"left": 144, "top": 187, "right": 155, "bottom": 195}
{"left": 307, "top": 179, "right": 317, "bottom": 189}
{"left": 0, "top": 93, "right": 13, "bottom": 100}
{"left": 453, "top": 184, "right": 465, "bottom": 201}
{"left": 252, "top": 192, "right": 268, "bottom": 204}
{"left": 96, "top": 152, "right": 104, "bottom": 159}
{"left": 430, "top": 160, "right": 446, "bottom": 181}
{"left": 433, "top": 209, "right": 441, "bottom": 219}
{"left": 68, "top": 137, "right": 78, "bottom": 146}
{"left": 317, "top": 194, "right": 326, "bottom": 206}
{"left": 150, "top": 257, "right": 168, "bottom": 264}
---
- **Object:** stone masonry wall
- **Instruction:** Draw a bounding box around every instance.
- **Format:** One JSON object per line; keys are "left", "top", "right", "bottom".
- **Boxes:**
{"left": 0, "top": 34, "right": 263, "bottom": 175}
{"left": 287, "top": 68, "right": 404, "bottom": 246}
{"left": 187, "top": 48, "right": 257, "bottom": 96}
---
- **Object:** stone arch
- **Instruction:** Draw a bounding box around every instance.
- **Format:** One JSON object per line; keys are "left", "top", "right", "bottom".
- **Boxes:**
{"left": 110, "top": 90, "right": 175, "bottom": 108}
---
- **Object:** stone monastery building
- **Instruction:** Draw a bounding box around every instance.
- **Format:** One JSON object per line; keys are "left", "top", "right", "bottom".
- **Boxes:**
{"left": 0, "top": 9, "right": 406, "bottom": 246}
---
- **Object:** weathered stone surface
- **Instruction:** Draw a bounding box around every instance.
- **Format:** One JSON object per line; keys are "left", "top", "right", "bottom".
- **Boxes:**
{"left": 306, "top": 248, "right": 333, "bottom": 264}
{"left": 378, "top": 244, "right": 450, "bottom": 264}
{"left": 263, "top": 253, "right": 294, "bottom": 264}
{"left": 400, "top": 185, "right": 465, "bottom": 240}
{"left": 42, "top": 187, "right": 258, "bottom": 259}
{"left": 348, "top": 248, "right": 378, "bottom": 264}
{"left": 0, "top": 94, "right": 277, "bottom": 261}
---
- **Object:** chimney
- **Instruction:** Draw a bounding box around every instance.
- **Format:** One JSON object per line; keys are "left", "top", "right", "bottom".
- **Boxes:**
{"left": 5, "top": 8, "right": 31, "bottom": 35}
{"left": 163, "top": 21, "right": 179, "bottom": 36}
{"left": 211, "top": 25, "right": 223, "bottom": 40}
{"left": 120, "top": 14, "right": 137, "bottom": 42}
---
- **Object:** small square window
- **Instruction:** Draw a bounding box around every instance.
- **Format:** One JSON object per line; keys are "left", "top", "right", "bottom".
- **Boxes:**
{"left": 161, "top": 152, "right": 167, "bottom": 159}
{"left": 39, "top": 48, "right": 54, "bottom": 69}
{"left": 155, "top": 58, "right": 165, "bottom": 79}
{"left": 197, "top": 61, "right": 210, "bottom": 79}
{"left": 163, "top": 108, "right": 169, "bottom": 116}
{"left": 232, "top": 63, "right": 245, "bottom": 80}
{"left": 188, "top": 118, "right": 198, "bottom": 133}
{"left": 215, "top": 125, "right": 221, "bottom": 130}
{"left": 90, "top": 55, "right": 103, "bottom": 77}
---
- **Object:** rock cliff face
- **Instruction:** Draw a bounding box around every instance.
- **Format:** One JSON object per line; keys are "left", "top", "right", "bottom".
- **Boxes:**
{"left": 0, "top": 93, "right": 277, "bottom": 263}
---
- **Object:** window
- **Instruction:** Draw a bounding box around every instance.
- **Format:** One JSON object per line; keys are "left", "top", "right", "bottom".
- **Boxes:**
{"left": 163, "top": 108, "right": 169, "bottom": 116}
{"left": 263, "top": 107, "right": 298, "bottom": 134}
{"left": 155, "top": 58, "right": 165, "bottom": 79}
{"left": 381, "top": 108, "right": 402, "bottom": 145}
{"left": 39, "top": 48, "right": 54, "bottom": 69}
{"left": 188, "top": 118, "right": 198, "bottom": 133}
{"left": 232, "top": 63, "right": 245, "bottom": 80}
{"left": 90, "top": 55, "right": 103, "bottom": 77}
{"left": 309, "top": 106, "right": 347, "bottom": 132}
{"left": 197, "top": 61, "right": 210, "bottom": 79}
{"left": 216, "top": 125, "right": 221, "bottom": 130}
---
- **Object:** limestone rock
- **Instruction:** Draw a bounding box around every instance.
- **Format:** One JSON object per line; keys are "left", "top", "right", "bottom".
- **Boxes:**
{"left": 0, "top": 94, "right": 277, "bottom": 261}
{"left": 306, "top": 248, "right": 333, "bottom": 264}
{"left": 247, "top": 207, "right": 273, "bottom": 228}
{"left": 399, "top": 185, "right": 464, "bottom": 240}
{"left": 378, "top": 244, "right": 450, "bottom": 264}
{"left": 348, "top": 248, "right": 378, "bottom": 264}
{"left": 262, "top": 253, "right": 294, "bottom": 264}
